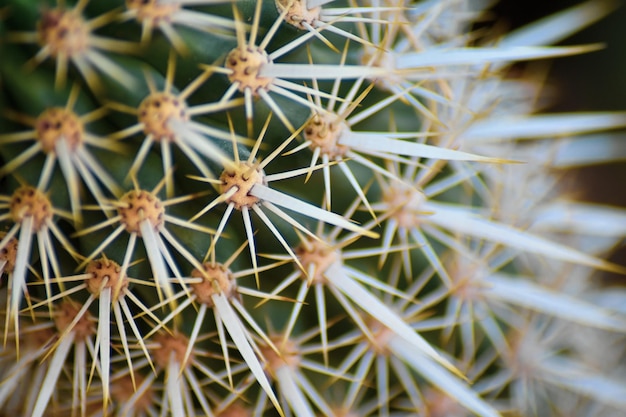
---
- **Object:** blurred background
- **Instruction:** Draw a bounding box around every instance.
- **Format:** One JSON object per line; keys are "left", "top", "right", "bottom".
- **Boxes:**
{"left": 495, "top": 0, "right": 626, "bottom": 198}
{"left": 495, "top": 0, "right": 626, "bottom": 280}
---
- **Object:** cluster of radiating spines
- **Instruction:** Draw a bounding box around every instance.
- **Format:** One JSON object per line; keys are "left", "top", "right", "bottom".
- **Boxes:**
{"left": 261, "top": 214, "right": 502, "bottom": 416}
{"left": 202, "top": 0, "right": 421, "bottom": 137}
{"left": 274, "top": 0, "right": 409, "bottom": 48}
{"left": 368, "top": 158, "right": 625, "bottom": 287}
{"left": 0, "top": 84, "right": 122, "bottom": 224}
{"left": 287, "top": 74, "right": 513, "bottom": 222}
{"left": 2, "top": 1, "right": 626, "bottom": 416}
{"left": 0, "top": 183, "right": 80, "bottom": 351}
{"left": 463, "top": 310, "right": 626, "bottom": 415}
{"left": 121, "top": 0, "right": 237, "bottom": 54}
{"left": 423, "top": 0, "right": 626, "bottom": 157}
{"left": 7, "top": 0, "right": 138, "bottom": 91}
{"left": 72, "top": 175, "right": 221, "bottom": 308}
{"left": 107, "top": 49, "right": 249, "bottom": 199}
{"left": 0, "top": 253, "right": 171, "bottom": 417}
{"left": 341, "top": 1, "right": 598, "bottom": 130}
{"left": 364, "top": 168, "right": 626, "bottom": 412}
{"left": 0, "top": 246, "right": 274, "bottom": 416}
{"left": 185, "top": 113, "right": 381, "bottom": 287}
{"left": 137, "top": 242, "right": 291, "bottom": 414}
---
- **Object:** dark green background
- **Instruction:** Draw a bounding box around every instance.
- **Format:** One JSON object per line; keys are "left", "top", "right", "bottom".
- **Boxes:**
{"left": 497, "top": 0, "right": 626, "bottom": 278}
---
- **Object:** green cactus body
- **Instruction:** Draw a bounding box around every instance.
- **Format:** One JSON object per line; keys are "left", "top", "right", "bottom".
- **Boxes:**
{"left": 1, "top": 1, "right": 626, "bottom": 416}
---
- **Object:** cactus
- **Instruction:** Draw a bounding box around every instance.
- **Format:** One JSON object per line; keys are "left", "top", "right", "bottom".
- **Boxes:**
{"left": 1, "top": 1, "right": 626, "bottom": 416}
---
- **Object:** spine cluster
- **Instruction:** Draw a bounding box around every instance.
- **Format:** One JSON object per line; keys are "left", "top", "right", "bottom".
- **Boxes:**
{"left": 1, "top": 1, "right": 625, "bottom": 417}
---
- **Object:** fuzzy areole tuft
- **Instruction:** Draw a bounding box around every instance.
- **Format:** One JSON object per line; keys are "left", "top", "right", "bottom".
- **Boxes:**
{"left": 226, "top": 47, "right": 273, "bottom": 94}
{"left": 9, "top": 186, "right": 53, "bottom": 231}
{"left": 35, "top": 108, "right": 84, "bottom": 153}
{"left": 304, "top": 113, "right": 349, "bottom": 159}
{"left": 190, "top": 262, "right": 235, "bottom": 306}
{"left": 112, "top": 374, "right": 154, "bottom": 413}
{"left": 54, "top": 300, "right": 95, "bottom": 341}
{"left": 118, "top": 189, "right": 165, "bottom": 234}
{"left": 382, "top": 184, "right": 427, "bottom": 229}
{"left": 153, "top": 332, "right": 191, "bottom": 368}
{"left": 220, "top": 161, "right": 266, "bottom": 210}
{"left": 84, "top": 257, "right": 128, "bottom": 299}
{"left": 126, "top": 0, "right": 181, "bottom": 26}
{"left": 260, "top": 335, "right": 301, "bottom": 376}
{"left": 295, "top": 238, "right": 339, "bottom": 285}
{"left": 0, "top": 233, "right": 18, "bottom": 274}
{"left": 275, "top": 0, "right": 321, "bottom": 30}
{"left": 37, "top": 8, "right": 89, "bottom": 58}
{"left": 138, "top": 92, "right": 188, "bottom": 141}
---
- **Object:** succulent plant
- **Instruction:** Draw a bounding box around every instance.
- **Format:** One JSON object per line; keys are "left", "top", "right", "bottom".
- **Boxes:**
{"left": 1, "top": 1, "right": 626, "bottom": 416}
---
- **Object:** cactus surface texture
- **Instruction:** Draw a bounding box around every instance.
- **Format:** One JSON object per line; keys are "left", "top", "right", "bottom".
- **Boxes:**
{"left": 1, "top": 1, "right": 626, "bottom": 416}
